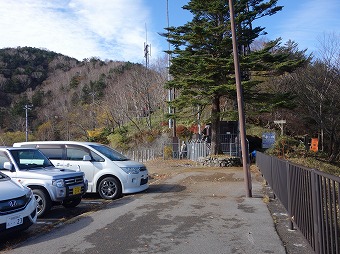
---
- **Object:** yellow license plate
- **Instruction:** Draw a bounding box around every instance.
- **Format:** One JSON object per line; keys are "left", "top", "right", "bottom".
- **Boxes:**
{"left": 73, "top": 186, "right": 82, "bottom": 195}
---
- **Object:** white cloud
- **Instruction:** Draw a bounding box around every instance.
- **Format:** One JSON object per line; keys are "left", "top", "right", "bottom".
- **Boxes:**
{"left": 0, "top": 0, "right": 161, "bottom": 62}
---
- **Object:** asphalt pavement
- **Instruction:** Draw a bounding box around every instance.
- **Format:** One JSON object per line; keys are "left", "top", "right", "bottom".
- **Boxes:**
{"left": 1, "top": 166, "right": 313, "bottom": 254}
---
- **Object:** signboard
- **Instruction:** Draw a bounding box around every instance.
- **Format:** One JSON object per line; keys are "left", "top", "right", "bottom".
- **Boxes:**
{"left": 310, "top": 138, "right": 319, "bottom": 152}
{"left": 262, "top": 132, "right": 276, "bottom": 149}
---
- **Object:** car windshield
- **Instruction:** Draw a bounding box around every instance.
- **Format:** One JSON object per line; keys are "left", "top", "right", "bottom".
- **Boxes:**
{"left": 89, "top": 144, "right": 128, "bottom": 161}
{"left": 10, "top": 149, "right": 54, "bottom": 170}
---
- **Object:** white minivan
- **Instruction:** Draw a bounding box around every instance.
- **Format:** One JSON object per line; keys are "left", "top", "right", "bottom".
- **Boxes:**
{"left": 13, "top": 141, "right": 149, "bottom": 200}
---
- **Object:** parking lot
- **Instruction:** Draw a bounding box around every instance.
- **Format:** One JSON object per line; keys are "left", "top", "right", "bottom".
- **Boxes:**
{"left": 0, "top": 193, "right": 109, "bottom": 250}
{"left": 0, "top": 160, "right": 171, "bottom": 251}
{"left": 0, "top": 158, "right": 171, "bottom": 251}
{"left": 33, "top": 194, "right": 112, "bottom": 227}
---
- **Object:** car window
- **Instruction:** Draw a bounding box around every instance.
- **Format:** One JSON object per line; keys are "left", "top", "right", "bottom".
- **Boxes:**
{"left": 39, "top": 148, "right": 63, "bottom": 160}
{"left": 66, "top": 146, "right": 104, "bottom": 162}
{"left": 66, "top": 147, "right": 88, "bottom": 161}
{"left": 89, "top": 144, "right": 128, "bottom": 161}
{"left": 90, "top": 151, "right": 104, "bottom": 162}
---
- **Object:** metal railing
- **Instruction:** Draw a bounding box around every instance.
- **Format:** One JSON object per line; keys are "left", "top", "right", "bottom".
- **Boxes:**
{"left": 186, "top": 141, "right": 210, "bottom": 161}
{"left": 162, "top": 138, "right": 241, "bottom": 161}
{"left": 256, "top": 152, "right": 340, "bottom": 254}
{"left": 162, "top": 140, "right": 210, "bottom": 160}
{"left": 123, "top": 149, "right": 155, "bottom": 162}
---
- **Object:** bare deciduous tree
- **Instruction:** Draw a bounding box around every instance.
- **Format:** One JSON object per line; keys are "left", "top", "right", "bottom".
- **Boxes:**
{"left": 284, "top": 33, "right": 340, "bottom": 161}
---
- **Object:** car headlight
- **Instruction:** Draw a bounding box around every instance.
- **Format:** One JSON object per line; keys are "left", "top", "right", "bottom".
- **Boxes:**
{"left": 26, "top": 188, "right": 33, "bottom": 200}
{"left": 52, "top": 179, "right": 65, "bottom": 188}
{"left": 121, "top": 167, "right": 140, "bottom": 174}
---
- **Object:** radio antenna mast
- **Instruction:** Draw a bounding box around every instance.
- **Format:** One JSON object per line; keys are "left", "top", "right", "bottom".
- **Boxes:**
{"left": 166, "top": 0, "right": 176, "bottom": 136}
{"left": 144, "top": 23, "right": 151, "bottom": 69}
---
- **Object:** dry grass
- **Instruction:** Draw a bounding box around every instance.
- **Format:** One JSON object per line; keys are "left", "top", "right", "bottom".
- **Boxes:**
{"left": 289, "top": 157, "right": 340, "bottom": 176}
{"left": 262, "top": 195, "right": 270, "bottom": 204}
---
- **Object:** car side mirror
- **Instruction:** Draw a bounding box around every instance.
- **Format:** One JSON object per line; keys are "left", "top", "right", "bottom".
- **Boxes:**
{"left": 83, "top": 155, "right": 91, "bottom": 161}
{"left": 3, "top": 162, "right": 15, "bottom": 172}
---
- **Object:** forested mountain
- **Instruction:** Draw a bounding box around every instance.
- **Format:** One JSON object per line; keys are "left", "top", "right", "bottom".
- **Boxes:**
{"left": 0, "top": 47, "right": 78, "bottom": 103}
{"left": 0, "top": 47, "right": 168, "bottom": 144}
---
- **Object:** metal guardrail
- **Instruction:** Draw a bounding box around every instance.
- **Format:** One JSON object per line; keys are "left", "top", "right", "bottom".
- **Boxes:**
{"left": 256, "top": 152, "right": 340, "bottom": 254}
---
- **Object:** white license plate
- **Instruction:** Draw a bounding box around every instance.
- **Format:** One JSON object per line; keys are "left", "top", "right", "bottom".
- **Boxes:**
{"left": 6, "top": 215, "right": 23, "bottom": 229}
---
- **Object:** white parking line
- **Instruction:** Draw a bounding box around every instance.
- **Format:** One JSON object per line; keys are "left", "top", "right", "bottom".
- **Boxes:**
{"left": 36, "top": 221, "right": 53, "bottom": 225}
{"left": 81, "top": 201, "right": 104, "bottom": 204}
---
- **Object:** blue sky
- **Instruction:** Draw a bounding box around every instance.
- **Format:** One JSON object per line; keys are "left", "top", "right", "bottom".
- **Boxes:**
{"left": 0, "top": 0, "right": 338, "bottom": 64}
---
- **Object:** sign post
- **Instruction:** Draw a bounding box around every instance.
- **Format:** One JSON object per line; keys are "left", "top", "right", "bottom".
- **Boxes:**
{"left": 274, "top": 120, "right": 286, "bottom": 136}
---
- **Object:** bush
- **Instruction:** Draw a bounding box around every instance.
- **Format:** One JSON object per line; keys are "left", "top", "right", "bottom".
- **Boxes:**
{"left": 0, "top": 131, "right": 33, "bottom": 146}
{"left": 87, "top": 128, "right": 110, "bottom": 144}
{"left": 108, "top": 127, "right": 130, "bottom": 150}
{"left": 266, "top": 135, "right": 302, "bottom": 158}
{"left": 163, "top": 145, "right": 173, "bottom": 159}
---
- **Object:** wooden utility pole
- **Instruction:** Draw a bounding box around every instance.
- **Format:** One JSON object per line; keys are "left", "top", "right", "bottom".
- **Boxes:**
{"left": 228, "top": 0, "right": 252, "bottom": 197}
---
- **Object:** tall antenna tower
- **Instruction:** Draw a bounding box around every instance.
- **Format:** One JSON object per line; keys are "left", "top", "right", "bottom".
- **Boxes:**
{"left": 167, "top": 0, "right": 176, "bottom": 137}
{"left": 143, "top": 24, "right": 152, "bottom": 128}
{"left": 144, "top": 24, "right": 151, "bottom": 69}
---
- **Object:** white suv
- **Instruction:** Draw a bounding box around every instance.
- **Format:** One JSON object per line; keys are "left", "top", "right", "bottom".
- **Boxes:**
{"left": 0, "top": 171, "right": 37, "bottom": 237}
{"left": 0, "top": 147, "right": 88, "bottom": 217}
{"left": 14, "top": 141, "right": 149, "bottom": 200}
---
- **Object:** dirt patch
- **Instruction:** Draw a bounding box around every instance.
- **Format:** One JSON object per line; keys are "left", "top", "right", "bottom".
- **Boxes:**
{"left": 144, "top": 158, "right": 198, "bottom": 172}
{"left": 179, "top": 172, "right": 243, "bottom": 184}
{"left": 145, "top": 158, "right": 209, "bottom": 183}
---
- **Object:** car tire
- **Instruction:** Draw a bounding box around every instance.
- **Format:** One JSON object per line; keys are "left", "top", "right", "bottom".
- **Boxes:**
{"left": 98, "top": 177, "right": 122, "bottom": 200}
{"left": 33, "top": 189, "right": 52, "bottom": 217}
{"left": 62, "top": 198, "right": 82, "bottom": 208}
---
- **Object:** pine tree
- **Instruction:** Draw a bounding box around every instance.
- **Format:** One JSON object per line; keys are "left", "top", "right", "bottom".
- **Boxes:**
{"left": 163, "top": 0, "right": 306, "bottom": 154}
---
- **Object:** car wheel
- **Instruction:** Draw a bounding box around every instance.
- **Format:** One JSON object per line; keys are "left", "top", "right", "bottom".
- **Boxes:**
{"left": 33, "top": 189, "right": 52, "bottom": 217}
{"left": 98, "top": 177, "right": 122, "bottom": 200}
{"left": 62, "top": 198, "right": 82, "bottom": 208}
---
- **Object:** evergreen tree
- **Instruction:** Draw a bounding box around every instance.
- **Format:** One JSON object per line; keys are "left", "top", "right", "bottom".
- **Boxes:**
{"left": 164, "top": 0, "right": 306, "bottom": 154}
